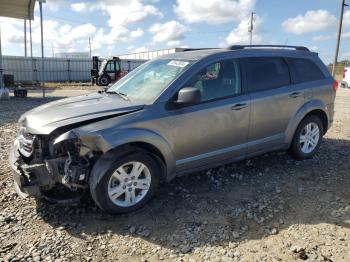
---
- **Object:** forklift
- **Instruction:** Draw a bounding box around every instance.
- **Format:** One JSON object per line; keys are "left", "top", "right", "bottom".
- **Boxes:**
{"left": 91, "top": 56, "right": 128, "bottom": 86}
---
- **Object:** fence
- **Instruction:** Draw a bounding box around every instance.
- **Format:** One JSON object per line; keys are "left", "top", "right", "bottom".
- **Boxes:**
{"left": 2, "top": 56, "right": 146, "bottom": 84}
{"left": 2, "top": 56, "right": 92, "bottom": 83}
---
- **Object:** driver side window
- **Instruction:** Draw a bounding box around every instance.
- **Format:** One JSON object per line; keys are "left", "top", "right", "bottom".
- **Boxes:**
{"left": 184, "top": 59, "right": 241, "bottom": 102}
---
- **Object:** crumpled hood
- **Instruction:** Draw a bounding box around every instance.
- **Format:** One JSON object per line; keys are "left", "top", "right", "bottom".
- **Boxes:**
{"left": 19, "top": 92, "right": 145, "bottom": 134}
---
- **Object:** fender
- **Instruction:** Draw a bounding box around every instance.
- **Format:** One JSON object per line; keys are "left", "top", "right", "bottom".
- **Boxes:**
{"left": 55, "top": 127, "right": 176, "bottom": 180}
{"left": 284, "top": 99, "right": 329, "bottom": 145}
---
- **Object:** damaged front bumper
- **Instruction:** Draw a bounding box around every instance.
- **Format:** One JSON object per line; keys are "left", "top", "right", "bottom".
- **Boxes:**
{"left": 9, "top": 140, "right": 45, "bottom": 196}
{"left": 9, "top": 139, "right": 89, "bottom": 198}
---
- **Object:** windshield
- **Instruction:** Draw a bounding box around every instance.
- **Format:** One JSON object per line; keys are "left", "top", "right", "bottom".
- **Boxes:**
{"left": 107, "top": 59, "right": 192, "bottom": 102}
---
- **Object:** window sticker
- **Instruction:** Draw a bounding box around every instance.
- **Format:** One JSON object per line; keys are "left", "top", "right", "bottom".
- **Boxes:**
{"left": 167, "top": 60, "right": 189, "bottom": 68}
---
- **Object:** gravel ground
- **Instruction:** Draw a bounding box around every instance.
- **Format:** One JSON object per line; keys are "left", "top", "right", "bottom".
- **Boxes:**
{"left": 0, "top": 88, "right": 350, "bottom": 262}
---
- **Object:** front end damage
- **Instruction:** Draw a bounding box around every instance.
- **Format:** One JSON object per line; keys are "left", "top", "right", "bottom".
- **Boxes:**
{"left": 9, "top": 127, "right": 98, "bottom": 200}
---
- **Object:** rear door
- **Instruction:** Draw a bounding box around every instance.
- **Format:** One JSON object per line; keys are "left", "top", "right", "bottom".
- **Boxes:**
{"left": 242, "top": 56, "right": 305, "bottom": 154}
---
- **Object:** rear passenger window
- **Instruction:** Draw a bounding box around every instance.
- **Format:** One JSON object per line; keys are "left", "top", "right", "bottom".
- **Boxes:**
{"left": 287, "top": 58, "right": 325, "bottom": 83}
{"left": 244, "top": 57, "right": 290, "bottom": 92}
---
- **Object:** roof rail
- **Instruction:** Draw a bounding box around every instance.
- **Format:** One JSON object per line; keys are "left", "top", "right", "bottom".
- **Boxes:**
{"left": 229, "top": 45, "right": 310, "bottom": 51}
{"left": 182, "top": 48, "right": 217, "bottom": 52}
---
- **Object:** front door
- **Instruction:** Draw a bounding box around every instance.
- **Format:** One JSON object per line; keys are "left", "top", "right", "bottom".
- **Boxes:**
{"left": 164, "top": 58, "right": 251, "bottom": 171}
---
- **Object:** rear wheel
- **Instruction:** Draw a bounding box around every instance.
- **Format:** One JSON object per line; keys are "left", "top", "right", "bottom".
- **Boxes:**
{"left": 288, "top": 115, "right": 324, "bottom": 160}
{"left": 89, "top": 151, "right": 159, "bottom": 214}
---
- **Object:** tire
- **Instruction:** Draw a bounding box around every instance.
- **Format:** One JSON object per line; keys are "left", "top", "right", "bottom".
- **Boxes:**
{"left": 288, "top": 115, "right": 324, "bottom": 160}
{"left": 98, "top": 75, "right": 110, "bottom": 86}
{"left": 89, "top": 151, "right": 160, "bottom": 214}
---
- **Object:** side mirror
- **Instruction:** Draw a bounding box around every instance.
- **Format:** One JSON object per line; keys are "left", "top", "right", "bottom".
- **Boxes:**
{"left": 176, "top": 87, "right": 201, "bottom": 105}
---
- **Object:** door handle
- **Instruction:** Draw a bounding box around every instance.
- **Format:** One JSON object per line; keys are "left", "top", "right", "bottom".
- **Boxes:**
{"left": 231, "top": 103, "right": 248, "bottom": 111}
{"left": 289, "top": 92, "right": 302, "bottom": 98}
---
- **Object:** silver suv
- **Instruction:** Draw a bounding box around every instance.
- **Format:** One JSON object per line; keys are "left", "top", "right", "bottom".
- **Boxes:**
{"left": 9, "top": 45, "right": 337, "bottom": 214}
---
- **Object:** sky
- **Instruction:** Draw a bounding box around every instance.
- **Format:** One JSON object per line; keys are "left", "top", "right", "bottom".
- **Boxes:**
{"left": 0, "top": 0, "right": 350, "bottom": 64}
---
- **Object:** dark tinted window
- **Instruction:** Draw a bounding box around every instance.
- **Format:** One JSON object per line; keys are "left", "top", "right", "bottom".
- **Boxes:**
{"left": 105, "top": 61, "right": 116, "bottom": 72}
{"left": 183, "top": 59, "right": 241, "bottom": 102}
{"left": 287, "top": 58, "right": 325, "bottom": 83}
{"left": 245, "top": 57, "right": 290, "bottom": 92}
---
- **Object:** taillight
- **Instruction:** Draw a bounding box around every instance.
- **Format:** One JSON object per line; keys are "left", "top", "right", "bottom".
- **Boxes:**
{"left": 333, "top": 80, "right": 338, "bottom": 92}
{"left": 343, "top": 69, "right": 347, "bottom": 79}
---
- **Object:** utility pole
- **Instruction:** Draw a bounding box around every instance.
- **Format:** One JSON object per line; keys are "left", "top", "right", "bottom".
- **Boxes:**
{"left": 39, "top": 0, "right": 45, "bottom": 98}
{"left": 29, "top": 19, "right": 34, "bottom": 89}
{"left": 89, "top": 37, "right": 92, "bottom": 57}
{"left": 0, "top": 25, "right": 3, "bottom": 90}
{"left": 248, "top": 12, "right": 254, "bottom": 45}
{"left": 332, "top": 0, "right": 348, "bottom": 77}
{"left": 24, "top": 20, "right": 27, "bottom": 57}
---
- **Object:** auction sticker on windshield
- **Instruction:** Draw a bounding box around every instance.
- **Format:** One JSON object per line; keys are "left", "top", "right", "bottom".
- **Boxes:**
{"left": 168, "top": 60, "right": 189, "bottom": 68}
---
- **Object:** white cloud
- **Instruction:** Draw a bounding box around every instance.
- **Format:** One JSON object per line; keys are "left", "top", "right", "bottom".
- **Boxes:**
{"left": 46, "top": 0, "right": 66, "bottom": 12}
{"left": 167, "top": 40, "right": 181, "bottom": 47}
{"left": 105, "top": 2, "right": 162, "bottom": 27}
{"left": 342, "top": 51, "right": 350, "bottom": 58}
{"left": 124, "top": 45, "right": 149, "bottom": 53}
{"left": 0, "top": 17, "right": 25, "bottom": 46}
{"left": 127, "top": 45, "right": 135, "bottom": 51}
{"left": 89, "top": 25, "right": 144, "bottom": 52}
{"left": 149, "top": 20, "right": 189, "bottom": 45}
{"left": 71, "top": 0, "right": 162, "bottom": 28}
{"left": 310, "top": 45, "right": 319, "bottom": 52}
{"left": 71, "top": 3, "right": 88, "bottom": 12}
{"left": 312, "top": 35, "right": 332, "bottom": 42}
{"left": 174, "top": 0, "right": 255, "bottom": 25}
{"left": 0, "top": 16, "right": 97, "bottom": 55}
{"left": 342, "top": 11, "right": 350, "bottom": 40}
{"left": 344, "top": 10, "right": 350, "bottom": 28}
{"left": 134, "top": 46, "right": 149, "bottom": 53}
{"left": 224, "top": 15, "right": 263, "bottom": 46}
{"left": 342, "top": 31, "right": 350, "bottom": 40}
{"left": 282, "top": 10, "right": 336, "bottom": 35}
{"left": 130, "top": 28, "right": 144, "bottom": 38}
{"left": 69, "top": 0, "right": 161, "bottom": 50}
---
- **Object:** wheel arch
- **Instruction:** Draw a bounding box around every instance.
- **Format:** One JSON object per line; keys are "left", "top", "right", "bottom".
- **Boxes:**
{"left": 285, "top": 100, "right": 329, "bottom": 145}
{"left": 80, "top": 128, "right": 176, "bottom": 185}
{"left": 302, "top": 109, "right": 328, "bottom": 134}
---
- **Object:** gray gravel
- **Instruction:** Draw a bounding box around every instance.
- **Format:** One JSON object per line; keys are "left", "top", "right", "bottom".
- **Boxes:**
{"left": 0, "top": 89, "right": 350, "bottom": 262}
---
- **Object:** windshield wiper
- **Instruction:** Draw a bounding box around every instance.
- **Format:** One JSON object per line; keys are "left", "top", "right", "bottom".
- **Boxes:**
{"left": 106, "top": 90, "right": 130, "bottom": 101}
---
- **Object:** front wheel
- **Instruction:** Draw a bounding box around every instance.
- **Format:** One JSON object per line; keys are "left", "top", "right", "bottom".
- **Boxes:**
{"left": 89, "top": 151, "right": 159, "bottom": 214}
{"left": 98, "top": 75, "right": 110, "bottom": 86}
{"left": 288, "top": 115, "right": 324, "bottom": 160}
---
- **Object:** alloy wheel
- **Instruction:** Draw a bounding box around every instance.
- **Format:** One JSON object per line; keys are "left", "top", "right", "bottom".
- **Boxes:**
{"left": 299, "top": 122, "right": 320, "bottom": 154}
{"left": 107, "top": 161, "right": 151, "bottom": 207}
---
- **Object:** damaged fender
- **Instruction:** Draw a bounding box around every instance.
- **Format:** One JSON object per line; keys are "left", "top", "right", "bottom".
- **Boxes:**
{"left": 54, "top": 127, "right": 176, "bottom": 181}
